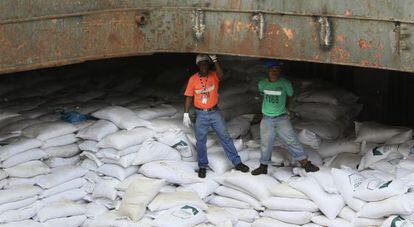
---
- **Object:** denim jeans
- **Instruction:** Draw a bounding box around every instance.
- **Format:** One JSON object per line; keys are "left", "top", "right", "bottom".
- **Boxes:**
{"left": 194, "top": 109, "right": 242, "bottom": 168}
{"left": 260, "top": 115, "right": 308, "bottom": 165}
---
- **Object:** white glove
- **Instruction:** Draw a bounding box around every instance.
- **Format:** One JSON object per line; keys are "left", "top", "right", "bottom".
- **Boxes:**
{"left": 209, "top": 54, "right": 218, "bottom": 62}
{"left": 183, "top": 113, "right": 192, "bottom": 128}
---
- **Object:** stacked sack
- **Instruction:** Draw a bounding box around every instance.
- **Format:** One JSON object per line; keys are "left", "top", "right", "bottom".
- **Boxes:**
{"left": 77, "top": 106, "right": 155, "bottom": 217}
{"left": 291, "top": 82, "right": 363, "bottom": 150}
{"left": 0, "top": 121, "right": 91, "bottom": 226}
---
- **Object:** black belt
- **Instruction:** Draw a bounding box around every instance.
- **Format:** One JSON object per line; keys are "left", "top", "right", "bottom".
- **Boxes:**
{"left": 195, "top": 105, "right": 218, "bottom": 112}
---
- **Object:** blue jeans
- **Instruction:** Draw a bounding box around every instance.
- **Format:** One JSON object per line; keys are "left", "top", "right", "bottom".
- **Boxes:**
{"left": 260, "top": 115, "right": 308, "bottom": 165}
{"left": 194, "top": 109, "right": 242, "bottom": 168}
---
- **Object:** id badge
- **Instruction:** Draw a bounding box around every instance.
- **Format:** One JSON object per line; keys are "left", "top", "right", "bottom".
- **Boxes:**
{"left": 202, "top": 94, "right": 208, "bottom": 104}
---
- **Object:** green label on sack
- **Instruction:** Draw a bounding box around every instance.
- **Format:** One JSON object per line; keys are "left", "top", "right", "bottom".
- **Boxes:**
{"left": 379, "top": 180, "right": 392, "bottom": 189}
{"left": 182, "top": 205, "right": 199, "bottom": 215}
{"left": 391, "top": 216, "right": 413, "bottom": 227}
{"left": 372, "top": 146, "right": 383, "bottom": 156}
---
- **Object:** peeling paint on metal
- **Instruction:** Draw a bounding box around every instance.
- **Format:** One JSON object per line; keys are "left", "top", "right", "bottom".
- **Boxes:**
{"left": 358, "top": 39, "right": 372, "bottom": 49}
{"left": 282, "top": 28, "right": 294, "bottom": 40}
{"left": 344, "top": 10, "right": 352, "bottom": 17}
{"left": 336, "top": 35, "right": 346, "bottom": 43}
{"left": 0, "top": 0, "right": 414, "bottom": 74}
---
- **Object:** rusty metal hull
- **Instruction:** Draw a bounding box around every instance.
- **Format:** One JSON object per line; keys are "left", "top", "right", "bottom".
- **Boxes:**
{"left": 1, "top": 0, "right": 414, "bottom": 74}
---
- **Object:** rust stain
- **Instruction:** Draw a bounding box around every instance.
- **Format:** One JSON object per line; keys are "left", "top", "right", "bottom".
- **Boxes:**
{"left": 336, "top": 35, "right": 346, "bottom": 43}
{"left": 282, "top": 28, "right": 294, "bottom": 40}
{"left": 235, "top": 21, "right": 242, "bottom": 33}
{"left": 223, "top": 20, "right": 233, "bottom": 35}
{"left": 361, "top": 60, "right": 370, "bottom": 67}
{"left": 358, "top": 39, "right": 372, "bottom": 49}
{"left": 17, "top": 42, "right": 27, "bottom": 50}
{"left": 331, "top": 47, "right": 350, "bottom": 62}
{"left": 374, "top": 52, "right": 381, "bottom": 59}
{"left": 344, "top": 10, "right": 352, "bottom": 16}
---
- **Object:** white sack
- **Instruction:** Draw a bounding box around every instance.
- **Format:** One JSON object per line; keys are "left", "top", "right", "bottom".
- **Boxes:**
{"left": 44, "top": 144, "right": 80, "bottom": 158}
{"left": 148, "top": 191, "right": 207, "bottom": 212}
{"left": 209, "top": 149, "right": 249, "bottom": 174}
{"left": 0, "top": 220, "right": 43, "bottom": 227}
{"left": 292, "top": 102, "right": 348, "bottom": 121}
{"left": 155, "top": 129, "right": 195, "bottom": 161}
{"left": 272, "top": 167, "right": 295, "bottom": 183}
{"left": 100, "top": 152, "right": 136, "bottom": 168}
{"left": 41, "top": 188, "right": 87, "bottom": 205}
{"left": 359, "top": 144, "right": 399, "bottom": 171}
{"left": 0, "top": 196, "right": 37, "bottom": 215}
{"left": 40, "top": 178, "right": 86, "bottom": 198}
{"left": 325, "top": 153, "right": 361, "bottom": 169}
{"left": 289, "top": 176, "right": 345, "bottom": 220}
{"left": 22, "top": 122, "right": 77, "bottom": 141}
{"left": 5, "top": 160, "right": 50, "bottom": 178}
{"left": 222, "top": 171, "right": 279, "bottom": 201}
{"left": 45, "top": 155, "right": 80, "bottom": 168}
{"left": 207, "top": 195, "right": 251, "bottom": 209}
{"left": 41, "top": 133, "right": 78, "bottom": 149}
{"left": 2, "top": 148, "right": 47, "bottom": 168}
{"left": 261, "top": 197, "right": 318, "bottom": 212}
{"left": 225, "top": 208, "right": 259, "bottom": 223}
{"left": 92, "top": 178, "right": 120, "bottom": 201}
{"left": 318, "top": 139, "right": 360, "bottom": 158}
{"left": 0, "top": 138, "right": 42, "bottom": 161}
{"left": 42, "top": 215, "right": 86, "bottom": 227}
{"left": 85, "top": 202, "right": 109, "bottom": 219}
{"left": 261, "top": 210, "right": 316, "bottom": 225}
{"left": 78, "top": 140, "right": 98, "bottom": 152}
{"left": 354, "top": 178, "right": 408, "bottom": 202}
{"left": 270, "top": 182, "right": 309, "bottom": 200}
{"left": 92, "top": 106, "right": 151, "bottom": 130}
{"left": 355, "top": 121, "right": 412, "bottom": 143}
{"left": 139, "top": 160, "right": 201, "bottom": 185}
{"left": 298, "top": 129, "right": 321, "bottom": 150}
{"left": 134, "top": 104, "right": 177, "bottom": 120}
{"left": 331, "top": 168, "right": 367, "bottom": 211}
{"left": 118, "top": 177, "right": 165, "bottom": 222}
{"left": 215, "top": 186, "right": 262, "bottom": 210}
{"left": 227, "top": 115, "right": 253, "bottom": 139}
{"left": 80, "top": 151, "right": 103, "bottom": 167}
{"left": 116, "top": 174, "right": 145, "bottom": 191}
{"left": 1, "top": 175, "right": 43, "bottom": 189}
{"left": 76, "top": 120, "right": 118, "bottom": 141}
{"left": 307, "top": 167, "right": 339, "bottom": 194}
{"left": 36, "top": 165, "right": 88, "bottom": 189}
{"left": 97, "top": 128, "right": 155, "bottom": 150}
{"left": 177, "top": 180, "right": 219, "bottom": 199}
{"left": 132, "top": 139, "right": 181, "bottom": 165}
{"left": 153, "top": 205, "right": 206, "bottom": 227}
{"left": 205, "top": 206, "right": 237, "bottom": 226}
{"left": 0, "top": 201, "right": 43, "bottom": 223}
{"left": 0, "top": 170, "right": 6, "bottom": 181}
{"left": 36, "top": 200, "right": 86, "bottom": 222}
{"left": 83, "top": 210, "right": 137, "bottom": 227}
{"left": 357, "top": 192, "right": 414, "bottom": 218}
{"left": 295, "top": 87, "right": 358, "bottom": 105}
{"left": 293, "top": 119, "right": 344, "bottom": 140}
{"left": 97, "top": 164, "right": 137, "bottom": 181}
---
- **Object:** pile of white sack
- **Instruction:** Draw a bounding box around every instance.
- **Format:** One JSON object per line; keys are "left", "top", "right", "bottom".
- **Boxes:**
{"left": 0, "top": 59, "right": 413, "bottom": 227}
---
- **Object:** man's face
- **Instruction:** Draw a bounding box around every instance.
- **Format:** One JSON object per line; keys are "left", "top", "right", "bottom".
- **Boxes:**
{"left": 268, "top": 66, "right": 281, "bottom": 81}
{"left": 198, "top": 61, "right": 210, "bottom": 76}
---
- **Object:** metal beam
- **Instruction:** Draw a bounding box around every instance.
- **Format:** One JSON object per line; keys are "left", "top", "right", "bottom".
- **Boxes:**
{"left": 0, "top": 0, "right": 413, "bottom": 74}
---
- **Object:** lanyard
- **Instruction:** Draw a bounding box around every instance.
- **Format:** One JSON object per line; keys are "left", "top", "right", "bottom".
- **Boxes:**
{"left": 198, "top": 73, "right": 209, "bottom": 92}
